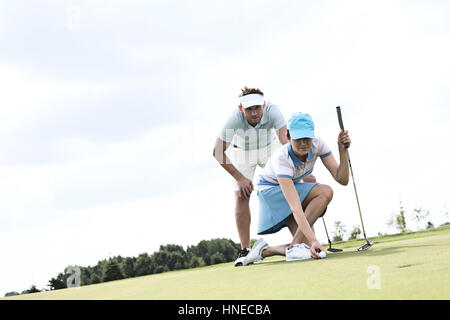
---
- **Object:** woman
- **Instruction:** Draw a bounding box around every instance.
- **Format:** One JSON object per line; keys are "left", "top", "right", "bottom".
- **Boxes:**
{"left": 244, "top": 112, "right": 351, "bottom": 263}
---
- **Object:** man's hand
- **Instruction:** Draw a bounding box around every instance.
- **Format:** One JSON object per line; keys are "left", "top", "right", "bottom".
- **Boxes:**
{"left": 338, "top": 130, "right": 351, "bottom": 151}
{"left": 276, "top": 125, "right": 289, "bottom": 145}
{"left": 237, "top": 176, "right": 254, "bottom": 199}
{"left": 302, "top": 174, "right": 316, "bottom": 183}
{"left": 310, "top": 240, "right": 325, "bottom": 259}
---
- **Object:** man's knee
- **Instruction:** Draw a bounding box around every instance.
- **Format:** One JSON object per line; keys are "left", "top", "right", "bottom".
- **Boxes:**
{"left": 235, "top": 191, "right": 251, "bottom": 203}
{"left": 235, "top": 192, "right": 250, "bottom": 213}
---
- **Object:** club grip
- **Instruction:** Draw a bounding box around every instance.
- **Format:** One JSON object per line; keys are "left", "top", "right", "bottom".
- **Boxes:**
{"left": 336, "top": 106, "right": 349, "bottom": 149}
{"left": 336, "top": 106, "right": 345, "bottom": 131}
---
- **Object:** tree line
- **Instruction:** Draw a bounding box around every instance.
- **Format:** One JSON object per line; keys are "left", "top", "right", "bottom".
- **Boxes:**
{"left": 5, "top": 238, "right": 240, "bottom": 296}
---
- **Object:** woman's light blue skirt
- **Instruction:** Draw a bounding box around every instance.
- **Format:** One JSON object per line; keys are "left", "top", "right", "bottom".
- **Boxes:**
{"left": 257, "top": 182, "right": 317, "bottom": 235}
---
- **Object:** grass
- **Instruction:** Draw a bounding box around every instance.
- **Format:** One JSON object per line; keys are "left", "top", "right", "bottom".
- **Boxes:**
{"left": 4, "top": 225, "right": 450, "bottom": 300}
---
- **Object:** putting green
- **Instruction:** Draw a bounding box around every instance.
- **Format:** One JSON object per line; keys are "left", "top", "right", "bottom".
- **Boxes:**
{"left": 4, "top": 226, "right": 450, "bottom": 300}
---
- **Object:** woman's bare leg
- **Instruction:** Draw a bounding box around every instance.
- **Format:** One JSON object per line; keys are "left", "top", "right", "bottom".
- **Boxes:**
{"left": 261, "top": 244, "right": 290, "bottom": 258}
{"left": 260, "top": 184, "right": 333, "bottom": 257}
{"left": 288, "top": 184, "right": 333, "bottom": 247}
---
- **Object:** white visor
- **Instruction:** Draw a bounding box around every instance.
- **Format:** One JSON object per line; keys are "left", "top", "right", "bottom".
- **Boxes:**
{"left": 239, "top": 93, "right": 264, "bottom": 108}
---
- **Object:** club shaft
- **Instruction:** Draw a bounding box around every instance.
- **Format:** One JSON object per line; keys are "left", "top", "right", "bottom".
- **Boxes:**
{"left": 321, "top": 217, "right": 332, "bottom": 244}
{"left": 346, "top": 148, "right": 368, "bottom": 241}
{"left": 337, "top": 106, "right": 371, "bottom": 246}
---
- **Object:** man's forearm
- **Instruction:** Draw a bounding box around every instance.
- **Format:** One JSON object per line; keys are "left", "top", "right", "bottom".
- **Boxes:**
{"left": 279, "top": 136, "right": 289, "bottom": 145}
{"left": 214, "top": 153, "right": 244, "bottom": 181}
{"left": 213, "top": 138, "right": 244, "bottom": 181}
{"left": 221, "top": 162, "right": 245, "bottom": 181}
{"left": 276, "top": 125, "right": 289, "bottom": 145}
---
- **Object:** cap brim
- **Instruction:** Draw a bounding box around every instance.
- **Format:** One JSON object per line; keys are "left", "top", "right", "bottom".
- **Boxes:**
{"left": 289, "top": 129, "right": 314, "bottom": 139}
{"left": 240, "top": 94, "right": 264, "bottom": 108}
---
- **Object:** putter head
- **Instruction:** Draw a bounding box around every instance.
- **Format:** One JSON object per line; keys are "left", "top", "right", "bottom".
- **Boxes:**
{"left": 357, "top": 241, "right": 374, "bottom": 251}
{"left": 327, "top": 247, "right": 343, "bottom": 252}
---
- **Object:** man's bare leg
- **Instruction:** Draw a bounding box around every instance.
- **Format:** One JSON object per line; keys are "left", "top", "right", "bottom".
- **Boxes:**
{"left": 235, "top": 191, "right": 251, "bottom": 249}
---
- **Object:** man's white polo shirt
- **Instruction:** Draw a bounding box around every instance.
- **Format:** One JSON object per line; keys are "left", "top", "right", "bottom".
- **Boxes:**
{"left": 218, "top": 101, "right": 287, "bottom": 191}
{"left": 218, "top": 101, "right": 286, "bottom": 150}
{"left": 257, "top": 138, "right": 332, "bottom": 191}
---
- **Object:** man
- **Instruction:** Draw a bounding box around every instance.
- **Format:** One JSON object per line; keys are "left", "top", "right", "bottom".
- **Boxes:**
{"left": 212, "top": 87, "right": 315, "bottom": 266}
{"left": 243, "top": 112, "right": 351, "bottom": 264}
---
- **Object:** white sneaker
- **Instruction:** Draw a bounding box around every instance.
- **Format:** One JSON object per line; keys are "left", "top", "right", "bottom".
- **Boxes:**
{"left": 234, "top": 248, "right": 250, "bottom": 267}
{"left": 244, "top": 238, "right": 269, "bottom": 266}
{"left": 285, "top": 243, "right": 312, "bottom": 261}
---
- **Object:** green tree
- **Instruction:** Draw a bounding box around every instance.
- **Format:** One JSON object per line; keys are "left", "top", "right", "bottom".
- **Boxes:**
{"left": 91, "top": 273, "right": 101, "bottom": 284}
{"left": 410, "top": 206, "right": 430, "bottom": 230}
{"left": 122, "top": 257, "right": 137, "bottom": 278}
{"left": 91, "top": 264, "right": 103, "bottom": 283}
{"left": 102, "top": 260, "right": 124, "bottom": 282}
{"left": 156, "top": 244, "right": 189, "bottom": 270}
{"left": 349, "top": 225, "right": 361, "bottom": 240}
{"left": 387, "top": 201, "right": 408, "bottom": 233}
{"left": 210, "top": 252, "right": 225, "bottom": 264}
{"left": 154, "top": 265, "right": 169, "bottom": 274}
{"left": 134, "top": 253, "right": 155, "bottom": 276}
{"left": 170, "top": 252, "right": 187, "bottom": 270}
{"left": 190, "top": 239, "right": 239, "bottom": 265}
{"left": 159, "top": 244, "right": 186, "bottom": 256}
{"left": 188, "top": 256, "right": 205, "bottom": 268}
{"left": 80, "top": 267, "right": 92, "bottom": 286}
{"left": 21, "top": 285, "right": 41, "bottom": 295}
{"left": 152, "top": 250, "right": 169, "bottom": 269}
{"left": 332, "top": 221, "right": 346, "bottom": 242}
{"left": 48, "top": 272, "right": 67, "bottom": 290}
{"left": 396, "top": 201, "right": 408, "bottom": 232}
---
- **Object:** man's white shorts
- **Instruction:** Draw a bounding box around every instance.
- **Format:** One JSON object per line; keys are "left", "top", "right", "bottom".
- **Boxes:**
{"left": 225, "top": 140, "right": 282, "bottom": 192}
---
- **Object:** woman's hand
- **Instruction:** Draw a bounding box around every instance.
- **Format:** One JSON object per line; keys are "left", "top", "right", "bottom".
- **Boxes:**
{"left": 338, "top": 130, "right": 351, "bottom": 151}
{"left": 310, "top": 240, "right": 325, "bottom": 259}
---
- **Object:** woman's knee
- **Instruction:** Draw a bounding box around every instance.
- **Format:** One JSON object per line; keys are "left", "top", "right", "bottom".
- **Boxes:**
{"left": 324, "top": 185, "right": 333, "bottom": 203}
{"left": 319, "top": 184, "right": 334, "bottom": 203}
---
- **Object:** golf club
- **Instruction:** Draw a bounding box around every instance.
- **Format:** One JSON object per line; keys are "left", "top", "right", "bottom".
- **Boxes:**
{"left": 336, "top": 106, "right": 374, "bottom": 251}
{"left": 321, "top": 216, "right": 343, "bottom": 252}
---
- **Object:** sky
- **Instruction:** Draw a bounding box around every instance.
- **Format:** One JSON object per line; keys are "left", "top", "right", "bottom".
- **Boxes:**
{"left": 1, "top": 0, "right": 450, "bottom": 295}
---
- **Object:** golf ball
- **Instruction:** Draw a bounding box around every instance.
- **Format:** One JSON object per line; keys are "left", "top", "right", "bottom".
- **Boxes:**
{"left": 318, "top": 251, "right": 326, "bottom": 259}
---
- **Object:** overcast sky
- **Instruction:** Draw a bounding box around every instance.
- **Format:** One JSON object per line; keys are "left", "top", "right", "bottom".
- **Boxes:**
{"left": 1, "top": 0, "right": 450, "bottom": 295}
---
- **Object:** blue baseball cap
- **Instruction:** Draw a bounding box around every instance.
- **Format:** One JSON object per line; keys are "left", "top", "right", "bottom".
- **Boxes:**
{"left": 287, "top": 112, "right": 315, "bottom": 139}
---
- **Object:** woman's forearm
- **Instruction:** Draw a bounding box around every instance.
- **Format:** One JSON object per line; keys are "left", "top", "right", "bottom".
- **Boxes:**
{"left": 336, "top": 148, "right": 350, "bottom": 185}
{"left": 279, "top": 177, "right": 318, "bottom": 244}
{"left": 292, "top": 209, "right": 316, "bottom": 244}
